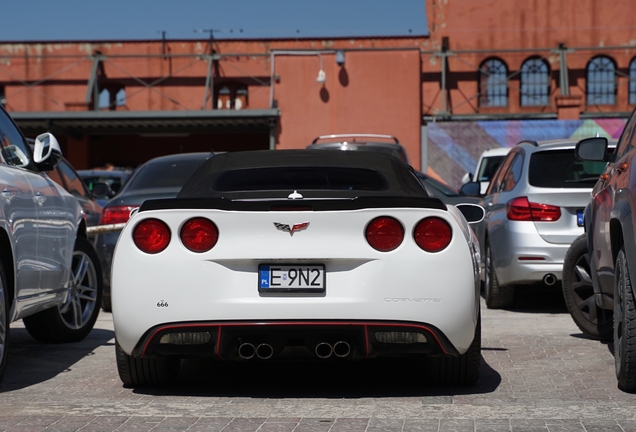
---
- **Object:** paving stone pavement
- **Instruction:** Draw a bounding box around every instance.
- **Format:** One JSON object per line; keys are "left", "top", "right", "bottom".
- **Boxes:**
{"left": 1, "top": 288, "right": 636, "bottom": 431}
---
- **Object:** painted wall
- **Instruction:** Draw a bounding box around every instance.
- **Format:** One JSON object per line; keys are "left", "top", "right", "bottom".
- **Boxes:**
{"left": 427, "top": 118, "right": 627, "bottom": 189}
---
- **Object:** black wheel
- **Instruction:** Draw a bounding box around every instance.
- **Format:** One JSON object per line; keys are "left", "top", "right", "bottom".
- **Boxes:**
{"left": 23, "top": 236, "right": 103, "bottom": 343}
{"left": 562, "top": 234, "right": 612, "bottom": 340}
{"left": 484, "top": 241, "right": 515, "bottom": 309}
{"left": 614, "top": 247, "right": 636, "bottom": 392}
{"left": 0, "top": 260, "right": 8, "bottom": 383}
{"left": 428, "top": 315, "right": 481, "bottom": 385}
{"left": 116, "top": 341, "right": 180, "bottom": 387}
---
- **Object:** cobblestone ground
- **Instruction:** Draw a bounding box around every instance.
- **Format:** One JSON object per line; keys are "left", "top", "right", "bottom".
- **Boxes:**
{"left": 1, "top": 288, "right": 635, "bottom": 431}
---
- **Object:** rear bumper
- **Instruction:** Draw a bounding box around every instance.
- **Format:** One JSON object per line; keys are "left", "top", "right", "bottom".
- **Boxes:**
{"left": 132, "top": 320, "right": 461, "bottom": 360}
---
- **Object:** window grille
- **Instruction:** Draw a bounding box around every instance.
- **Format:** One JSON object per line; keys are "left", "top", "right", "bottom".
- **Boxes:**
{"left": 520, "top": 58, "right": 549, "bottom": 106}
{"left": 587, "top": 56, "right": 616, "bottom": 105}
{"left": 479, "top": 58, "right": 508, "bottom": 107}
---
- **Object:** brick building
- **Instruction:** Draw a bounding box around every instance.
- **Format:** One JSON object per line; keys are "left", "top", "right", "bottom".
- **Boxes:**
{"left": 0, "top": 0, "right": 635, "bottom": 187}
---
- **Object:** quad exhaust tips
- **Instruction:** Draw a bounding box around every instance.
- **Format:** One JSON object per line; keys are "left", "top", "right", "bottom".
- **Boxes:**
{"left": 238, "top": 342, "right": 274, "bottom": 360}
{"left": 239, "top": 341, "right": 351, "bottom": 360}
{"left": 315, "top": 341, "right": 351, "bottom": 359}
{"left": 238, "top": 343, "right": 256, "bottom": 360}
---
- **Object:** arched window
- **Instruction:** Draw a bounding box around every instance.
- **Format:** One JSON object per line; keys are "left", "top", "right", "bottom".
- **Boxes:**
{"left": 479, "top": 58, "right": 508, "bottom": 107}
{"left": 217, "top": 86, "right": 231, "bottom": 109}
{"left": 234, "top": 86, "right": 248, "bottom": 110}
{"left": 98, "top": 88, "right": 110, "bottom": 110}
{"left": 115, "top": 88, "right": 126, "bottom": 107}
{"left": 520, "top": 58, "right": 550, "bottom": 106}
{"left": 629, "top": 58, "right": 636, "bottom": 105}
{"left": 587, "top": 56, "right": 616, "bottom": 105}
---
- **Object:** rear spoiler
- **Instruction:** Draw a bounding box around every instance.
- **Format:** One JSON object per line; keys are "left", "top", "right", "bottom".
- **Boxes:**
{"left": 139, "top": 196, "right": 447, "bottom": 213}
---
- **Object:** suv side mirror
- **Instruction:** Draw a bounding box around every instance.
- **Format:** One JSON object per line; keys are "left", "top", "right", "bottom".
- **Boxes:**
{"left": 459, "top": 181, "right": 481, "bottom": 197}
{"left": 33, "top": 132, "right": 62, "bottom": 171}
{"left": 576, "top": 137, "right": 609, "bottom": 162}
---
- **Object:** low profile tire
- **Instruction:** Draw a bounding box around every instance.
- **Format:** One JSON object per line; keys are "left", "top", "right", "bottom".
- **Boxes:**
{"left": 484, "top": 242, "right": 515, "bottom": 309}
{"left": 0, "top": 260, "right": 8, "bottom": 383}
{"left": 116, "top": 341, "right": 180, "bottom": 387}
{"left": 614, "top": 247, "right": 636, "bottom": 392}
{"left": 428, "top": 315, "right": 481, "bottom": 386}
{"left": 562, "top": 234, "right": 612, "bottom": 341}
{"left": 23, "top": 236, "right": 103, "bottom": 343}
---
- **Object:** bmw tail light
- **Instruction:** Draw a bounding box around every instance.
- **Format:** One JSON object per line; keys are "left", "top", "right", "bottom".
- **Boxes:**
{"left": 414, "top": 217, "right": 452, "bottom": 252}
{"left": 133, "top": 219, "right": 171, "bottom": 254}
{"left": 365, "top": 216, "right": 404, "bottom": 252}
{"left": 506, "top": 197, "right": 561, "bottom": 222}
{"left": 100, "top": 205, "right": 139, "bottom": 225}
{"left": 180, "top": 217, "right": 218, "bottom": 252}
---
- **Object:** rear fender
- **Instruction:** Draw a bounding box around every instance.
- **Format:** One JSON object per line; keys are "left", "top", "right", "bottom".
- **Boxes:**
{"left": 610, "top": 196, "right": 636, "bottom": 300}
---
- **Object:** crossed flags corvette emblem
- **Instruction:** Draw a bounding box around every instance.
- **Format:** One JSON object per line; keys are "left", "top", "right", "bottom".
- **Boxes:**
{"left": 274, "top": 222, "right": 309, "bottom": 236}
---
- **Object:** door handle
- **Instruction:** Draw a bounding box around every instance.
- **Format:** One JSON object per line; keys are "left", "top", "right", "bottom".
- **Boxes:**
{"left": 33, "top": 193, "right": 46, "bottom": 206}
{"left": 1, "top": 189, "right": 15, "bottom": 203}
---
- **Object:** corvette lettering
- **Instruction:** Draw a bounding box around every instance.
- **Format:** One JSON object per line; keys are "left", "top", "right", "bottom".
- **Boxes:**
{"left": 274, "top": 221, "right": 309, "bottom": 236}
{"left": 384, "top": 298, "right": 441, "bottom": 303}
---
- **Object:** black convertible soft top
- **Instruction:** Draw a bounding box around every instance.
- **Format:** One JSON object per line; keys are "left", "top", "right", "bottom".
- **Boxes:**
{"left": 140, "top": 150, "right": 447, "bottom": 212}
{"left": 179, "top": 150, "right": 427, "bottom": 198}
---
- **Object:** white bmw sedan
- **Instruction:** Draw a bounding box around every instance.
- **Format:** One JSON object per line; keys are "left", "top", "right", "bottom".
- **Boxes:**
{"left": 111, "top": 150, "right": 482, "bottom": 387}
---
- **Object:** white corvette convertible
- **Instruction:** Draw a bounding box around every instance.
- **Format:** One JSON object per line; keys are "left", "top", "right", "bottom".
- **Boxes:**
{"left": 112, "top": 150, "right": 483, "bottom": 387}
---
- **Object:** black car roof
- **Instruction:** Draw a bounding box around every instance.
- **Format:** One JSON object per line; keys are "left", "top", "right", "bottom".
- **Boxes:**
{"left": 177, "top": 149, "right": 428, "bottom": 199}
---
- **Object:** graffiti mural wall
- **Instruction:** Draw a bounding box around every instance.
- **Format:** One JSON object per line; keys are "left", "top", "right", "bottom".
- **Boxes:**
{"left": 427, "top": 119, "right": 627, "bottom": 190}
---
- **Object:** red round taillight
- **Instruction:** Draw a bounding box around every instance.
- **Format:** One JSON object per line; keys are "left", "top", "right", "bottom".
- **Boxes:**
{"left": 414, "top": 217, "right": 452, "bottom": 252}
{"left": 133, "top": 219, "right": 171, "bottom": 254}
{"left": 365, "top": 216, "right": 404, "bottom": 252}
{"left": 180, "top": 218, "right": 218, "bottom": 252}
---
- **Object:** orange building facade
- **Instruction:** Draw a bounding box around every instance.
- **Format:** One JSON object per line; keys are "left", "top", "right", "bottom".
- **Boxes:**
{"left": 0, "top": 0, "right": 635, "bottom": 176}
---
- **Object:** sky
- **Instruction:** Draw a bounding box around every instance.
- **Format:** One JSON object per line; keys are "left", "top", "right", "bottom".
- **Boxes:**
{"left": 0, "top": 1, "right": 428, "bottom": 41}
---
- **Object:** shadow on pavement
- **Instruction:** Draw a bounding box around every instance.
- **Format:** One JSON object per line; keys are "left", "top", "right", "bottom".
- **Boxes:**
{"left": 482, "top": 283, "right": 568, "bottom": 314}
{"left": 0, "top": 326, "right": 114, "bottom": 392}
{"left": 132, "top": 354, "right": 502, "bottom": 398}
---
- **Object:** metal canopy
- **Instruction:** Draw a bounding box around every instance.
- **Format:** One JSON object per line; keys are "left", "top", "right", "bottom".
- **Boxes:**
{"left": 11, "top": 109, "right": 279, "bottom": 136}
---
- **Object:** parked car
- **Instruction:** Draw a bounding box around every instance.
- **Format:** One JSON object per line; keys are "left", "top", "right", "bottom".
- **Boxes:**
{"left": 415, "top": 172, "right": 481, "bottom": 206}
{"left": 461, "top": 139, "right": 614, "bottom": 309}
{"left": 111, "top": 150, "right": 483, "bottom": 387}
{"left": 95, "top": 152, "right": 213, "bottom": 312}
{"left": 462, "top": 147, "right": 511, "bottom": 194}
{"left": 570, "top": 119, "right": 636, "bottom": 391}
{"left": 78, "top": 168, "right": 133, "bottom": 206}
{"left": 48, "top": 158, "right": 103, "bottom": 229}
{"left": 0, "top": 106, "right": 102, "bottom": 382}
{"left": 306, "top": 134, "right": 410, "bottom": 165}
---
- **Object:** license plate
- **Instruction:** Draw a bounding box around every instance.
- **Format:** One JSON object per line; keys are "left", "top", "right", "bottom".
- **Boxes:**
{"left": 258, "top": 264, "right": 325, "bottom": 293}
{"left": 577, "top": 209, "right": 585, "bottom": 227}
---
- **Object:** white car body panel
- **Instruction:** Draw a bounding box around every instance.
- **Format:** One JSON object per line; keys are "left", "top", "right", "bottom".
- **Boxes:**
{"left": 112, "top": 206, "right": 480, "bottom": 355}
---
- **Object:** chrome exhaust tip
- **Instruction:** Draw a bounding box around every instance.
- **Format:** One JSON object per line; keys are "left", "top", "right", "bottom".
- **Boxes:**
{"left": 315, "top": 342, "right": 333, "bottom": 359}
{"left": 333, "top": 341, "right": 351, "bottom": 358}
{"left": 543, "top": 273, "right": 557, "bottom": 286}
{"left": 238, "top": 342, "right": 256, "bottom": 360}
{"left": 256, "top": 343, "right": 274, "bottom": 360}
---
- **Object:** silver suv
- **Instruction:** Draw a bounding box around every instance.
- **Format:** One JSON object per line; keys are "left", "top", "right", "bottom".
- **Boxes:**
{"left": 461, "top": 139, "right": 614, "bottom": 309}
{"left": 0, "top": 106, "right": 102, "bottom": 382}
{"left": 306, "top": 134, "right": 410, "bottom": 165}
